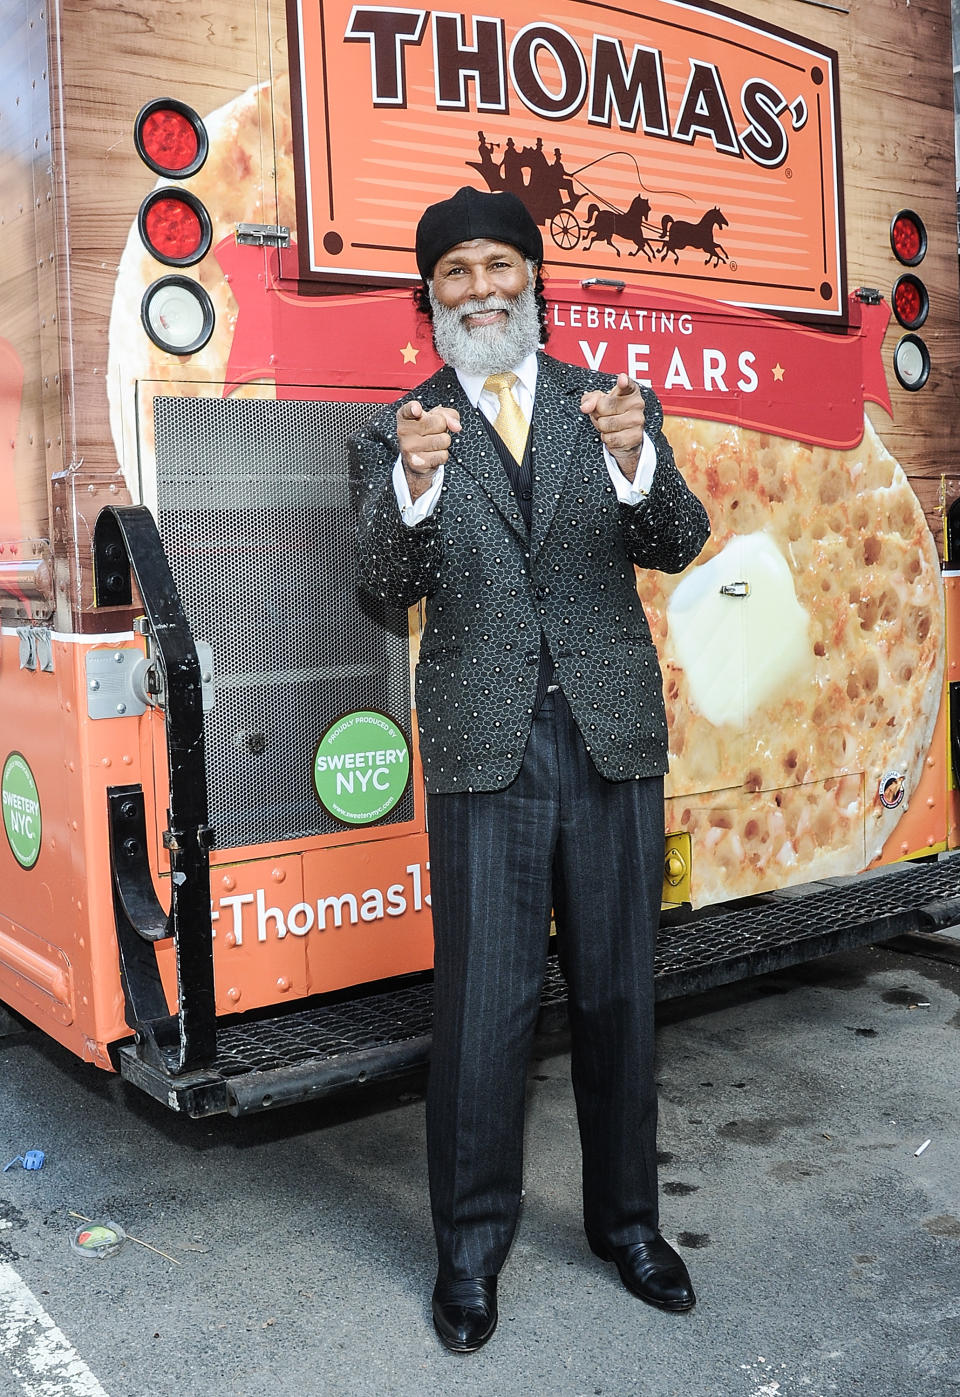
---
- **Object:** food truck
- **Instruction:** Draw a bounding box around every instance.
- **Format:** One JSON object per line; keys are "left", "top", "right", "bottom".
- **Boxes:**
{"left": 2, "top": 0, "right": 960, "bottom": 1114}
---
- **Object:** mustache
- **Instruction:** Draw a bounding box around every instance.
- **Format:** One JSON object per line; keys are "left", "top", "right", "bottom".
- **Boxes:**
{"left": 456, "top": 295, "right": 515, "bottom": 319}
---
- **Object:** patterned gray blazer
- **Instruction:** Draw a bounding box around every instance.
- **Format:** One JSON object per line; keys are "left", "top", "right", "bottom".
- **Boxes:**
{"left": 351, "top": 351, "right": 710, "bottom": 794}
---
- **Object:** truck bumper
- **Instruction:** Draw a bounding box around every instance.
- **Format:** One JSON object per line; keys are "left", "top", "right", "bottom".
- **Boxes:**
{"left": 116, "top": 854, "right": 960, "bottom": 1117}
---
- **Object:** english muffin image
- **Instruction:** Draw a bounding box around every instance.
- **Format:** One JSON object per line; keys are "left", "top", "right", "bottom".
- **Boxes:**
{"left": 643, "top": 415, "right": 943, "bottom": 905}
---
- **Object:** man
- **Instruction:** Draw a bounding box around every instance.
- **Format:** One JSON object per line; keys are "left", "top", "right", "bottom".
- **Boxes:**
{"left": 351, "top": 186, "right": 710, "bottom": 1353}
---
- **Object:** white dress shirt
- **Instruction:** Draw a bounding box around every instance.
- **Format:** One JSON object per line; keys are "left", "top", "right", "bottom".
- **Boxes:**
{"left": 394, "top": 351, "right": 658, "bottom": 525}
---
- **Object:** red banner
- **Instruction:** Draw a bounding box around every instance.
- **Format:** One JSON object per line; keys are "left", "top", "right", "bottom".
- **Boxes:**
{"left": 218, "top": 238, "right": 888, "bottom": 449}
{"left": 545, "top": 284, "right": 891, "bottom": 448}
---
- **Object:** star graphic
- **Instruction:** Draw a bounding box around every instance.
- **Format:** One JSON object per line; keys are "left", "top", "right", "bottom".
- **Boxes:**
{"left": 772, "top": 362, "right": 785, "bottom": 382}
{"left": 401, "top": 342, "right": 419, "bottom": 364}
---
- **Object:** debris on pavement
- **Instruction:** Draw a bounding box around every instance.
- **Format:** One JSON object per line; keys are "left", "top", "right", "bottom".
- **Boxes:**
{"left": 70, "top": 1219, "right": 127, "bottom": 1259}
{"left": 69, "top": 1210, "right": 181, "bottom": 1264}
{"left": 3, "top": 1149, "right": 45, "bottom": 1171}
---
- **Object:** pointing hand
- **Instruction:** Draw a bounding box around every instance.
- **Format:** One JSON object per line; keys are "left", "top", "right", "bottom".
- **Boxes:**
{"left": 579, "top": 373, "right": 647, "bottom": 481}
{"left": 397, "top": 400, "right": 462, "bottom": 499}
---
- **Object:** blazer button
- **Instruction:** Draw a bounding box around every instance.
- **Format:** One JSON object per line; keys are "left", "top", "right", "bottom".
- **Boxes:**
{"left": 525, "top": 651, "right": 539, "bottom": 665}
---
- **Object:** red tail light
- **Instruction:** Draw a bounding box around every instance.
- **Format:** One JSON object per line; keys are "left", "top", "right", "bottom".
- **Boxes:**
{"left": 890, "top": 209, "right": 927, "bottom": 266}
{"left": 138, "top": 189, "right": 212, "bottom": 266}
{"left": 892, "top": 274, "right": 928, "bottom": 330}
{"left": 134, "top": 99, "right": 208, "bottom": 178}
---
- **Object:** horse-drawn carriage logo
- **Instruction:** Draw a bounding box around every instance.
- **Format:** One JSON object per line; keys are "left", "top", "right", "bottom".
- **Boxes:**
{"left": 468, "top": 131, "right": 731, "bottom": 270}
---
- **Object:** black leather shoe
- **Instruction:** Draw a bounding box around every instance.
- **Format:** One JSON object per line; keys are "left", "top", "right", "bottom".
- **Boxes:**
{"left": 431, "top": 1274, "right": 498, "bottom": 1352}
{"left": 589, "top": 1234, "right": 696, "bottom": 1312}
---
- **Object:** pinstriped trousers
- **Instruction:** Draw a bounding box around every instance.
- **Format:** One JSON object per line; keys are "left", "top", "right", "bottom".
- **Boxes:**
{"left": 425, "top": 689, "right": 665, "bottom": 1279}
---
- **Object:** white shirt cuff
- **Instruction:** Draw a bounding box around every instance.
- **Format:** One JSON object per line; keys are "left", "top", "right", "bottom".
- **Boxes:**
{"left": 604, "top": 431, "right": 657, "bottom": 504}
{"left": 393, "top": 456, "right": 445, "bottom": 526}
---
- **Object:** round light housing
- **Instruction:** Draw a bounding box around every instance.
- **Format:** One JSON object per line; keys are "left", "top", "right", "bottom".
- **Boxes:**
{"left": 137, "top": 188, "right": 212, "bottom": 266}
{"left": 891, "top": 273, "right": 928, "bottom": 330}
{"left": 134, "top": 99, "right": 208, "bottom": 178}
{"left": 890, "top": 209, "right": 927, "bottom": 266}
{"left": 140, "top": 276, "right": 214, "bottom": 356}
{"left": 892, "top": 333, "right": 930, "bottom": 391}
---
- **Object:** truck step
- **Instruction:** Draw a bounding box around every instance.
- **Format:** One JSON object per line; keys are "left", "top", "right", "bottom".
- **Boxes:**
{"left": 116, "top": 855, "right": 960, "bottom": 1116}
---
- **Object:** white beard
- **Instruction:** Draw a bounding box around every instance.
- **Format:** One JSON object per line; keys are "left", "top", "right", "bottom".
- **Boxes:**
{"left": 429, "top": 270, "right": 541, "bottom": 376}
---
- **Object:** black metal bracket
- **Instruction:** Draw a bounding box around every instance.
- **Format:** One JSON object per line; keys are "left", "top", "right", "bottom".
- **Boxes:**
{"left": 950, "top": 682, "right": 960, "bottom": 791}
{"left": 946, "top": 496, "right": 960, "bottom": 565}
{"left": 95, "top": 505, "right": 216, "bottom": 1074}
{"left": 107, "top": 785, "right": 183, "bottom": 1072}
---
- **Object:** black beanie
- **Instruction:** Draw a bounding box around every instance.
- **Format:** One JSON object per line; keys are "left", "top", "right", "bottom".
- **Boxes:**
{"left": 415, "top": 186, "right": 543, "bottom": 281}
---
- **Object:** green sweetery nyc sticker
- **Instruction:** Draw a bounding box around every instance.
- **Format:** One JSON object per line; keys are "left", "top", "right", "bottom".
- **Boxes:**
{"left": 2, "top": 752, "right": 42, "bottom": 869}
{"left": 313, "top": 711, "right": 410, "bottom": 825}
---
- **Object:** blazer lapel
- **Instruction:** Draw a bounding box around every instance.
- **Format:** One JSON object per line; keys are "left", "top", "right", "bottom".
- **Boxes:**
{"left": 529, "top": 354, "right": 593, "bottom": 558}
{"left": 424, "top": 365, "right": 528, "bottom": 547}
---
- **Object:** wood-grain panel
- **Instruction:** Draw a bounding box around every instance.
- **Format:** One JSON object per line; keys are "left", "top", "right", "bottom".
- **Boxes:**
{"left": 51, "top": 0, "right": 267, "bottom": 621}
{"left": 0, "top": 0, "right": 60, "bottom": 563}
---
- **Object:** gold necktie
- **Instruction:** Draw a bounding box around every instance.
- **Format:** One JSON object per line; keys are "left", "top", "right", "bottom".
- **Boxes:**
{"left": 483, "top": 371, "right": 529, "bottom": 463}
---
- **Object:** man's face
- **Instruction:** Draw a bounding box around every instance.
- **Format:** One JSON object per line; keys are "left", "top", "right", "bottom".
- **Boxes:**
{"left": 431, "top": 238, "right": 529, "bottom": 318}
{"left": 428, "top": 238, "right": 541, "bottom": 376}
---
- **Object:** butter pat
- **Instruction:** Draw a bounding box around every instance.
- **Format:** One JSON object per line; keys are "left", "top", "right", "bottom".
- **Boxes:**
{"left": 667, "top": 531, "right": 810, "bottom": 727}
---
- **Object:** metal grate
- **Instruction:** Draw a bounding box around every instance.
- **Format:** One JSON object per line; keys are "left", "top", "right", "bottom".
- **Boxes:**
{"left": 153, "top": 395, "right": 412, "bottom": 850}
{"left": 215, "top": 980, "right": 435, "bottom": 1076}
{"left": 212, "top": 962, "right": 570, "bottom": 1079}
{"left": 652, "top": 859, "right": 960, "bottom": 994}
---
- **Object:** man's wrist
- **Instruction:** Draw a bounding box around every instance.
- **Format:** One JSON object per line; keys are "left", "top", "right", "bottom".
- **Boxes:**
{"left": 612, "top": 449, "right": 641, "bottom": 484}
{"left": 403, "top": 464, "right": 440, "bottom": 501}
{"left": 603, "top": 434, "right": 655, "bottom": 503}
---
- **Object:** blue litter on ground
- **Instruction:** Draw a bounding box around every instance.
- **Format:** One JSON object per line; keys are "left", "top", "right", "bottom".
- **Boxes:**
{"left": 3, "top": 1150, "right": 45, "bottom": 1171}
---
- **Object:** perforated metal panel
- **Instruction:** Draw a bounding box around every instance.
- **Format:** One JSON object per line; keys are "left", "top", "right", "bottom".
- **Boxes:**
{"left": 153, "top": 395, "right": 413, "bottom": 850}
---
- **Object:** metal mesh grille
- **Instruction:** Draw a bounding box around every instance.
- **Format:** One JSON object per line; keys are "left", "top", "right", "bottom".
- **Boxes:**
{"left": 215, "top": 980, "right": 434, "bottom": 1075}
{"left": 651, "top": 859, "right": 960, "bottom": 1000}
{"left": 212, "top": 959, "right": 571, "bottom": 1076}
{"left": 153, "top": 395, "right": 412, "bottom": 850}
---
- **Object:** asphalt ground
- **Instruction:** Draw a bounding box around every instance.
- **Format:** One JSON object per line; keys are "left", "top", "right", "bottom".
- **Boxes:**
{"left": 1, "top": 935, "right": 959, "bottom": 1397}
